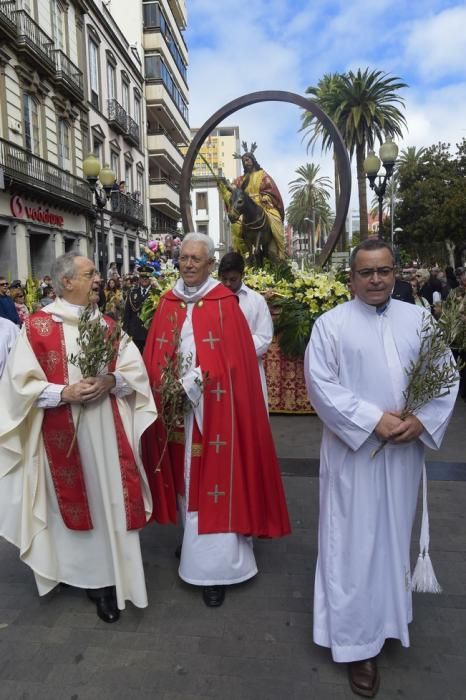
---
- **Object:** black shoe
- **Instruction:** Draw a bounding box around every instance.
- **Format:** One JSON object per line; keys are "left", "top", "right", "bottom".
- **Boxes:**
{"left": 202, "top": 585, "right": 225, "bottom": 608}
{"left": 86, "top": 587, "right": 120, "bottom": 623}
{"left": 174, "top": 544, "right": 182, "bottom": 560}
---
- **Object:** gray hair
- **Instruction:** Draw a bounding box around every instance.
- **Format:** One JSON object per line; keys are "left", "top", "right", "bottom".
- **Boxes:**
{"left": 349, "top": 238, "right": 395, "bottom": 270}
{"left": 181, "top": 232, "right": 215, "bottom": 259}
{"left": 51, "top": 252, "right": 81, "bottom": 296}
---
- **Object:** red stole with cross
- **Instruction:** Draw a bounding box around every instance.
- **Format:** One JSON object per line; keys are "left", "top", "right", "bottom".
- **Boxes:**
{"left": 26, "top": 311, "right": 146, "bottom": 531}
{"left": 142, "top": 285, "right": 291, "bottom": 538}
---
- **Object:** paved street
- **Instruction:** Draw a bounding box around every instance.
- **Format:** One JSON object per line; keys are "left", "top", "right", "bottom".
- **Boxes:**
{"left": 0, "top": 400, "right": 465, "bottom": 700}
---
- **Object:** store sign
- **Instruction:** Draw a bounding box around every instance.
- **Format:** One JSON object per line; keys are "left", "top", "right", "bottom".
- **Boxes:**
{"left": 10, "top": 194, "right": 64, "bottom": 227}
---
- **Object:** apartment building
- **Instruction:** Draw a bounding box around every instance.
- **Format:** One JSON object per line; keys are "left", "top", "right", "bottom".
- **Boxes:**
{"left": 187, "top": 126, "right": 241, "bottom": 256}
{"left": 0, "top": 0, "right": 92, "bottom": 279}
{"left": 0, "top": 0, "right": 148, "bottom": 280}
{"left": 85, "top": 0, "right": 148, "bottom": 274}
{"left": 109, "top": 0, "right": 189, "bottom": 239}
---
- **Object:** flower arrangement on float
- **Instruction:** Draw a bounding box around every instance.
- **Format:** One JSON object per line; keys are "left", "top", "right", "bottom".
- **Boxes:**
{"left": 243, "top": 265, "right": 350, "bottom": 357}
{"left": 138, "top": 262, "right": 350, "bottom": 357}
{"left": 135, "top": 239, "right": 166, "bottom": 275}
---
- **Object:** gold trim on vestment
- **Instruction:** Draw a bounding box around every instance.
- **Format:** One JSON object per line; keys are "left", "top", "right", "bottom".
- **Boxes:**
{"left": 170, "top": 431, "right": 202, "bottom": 456}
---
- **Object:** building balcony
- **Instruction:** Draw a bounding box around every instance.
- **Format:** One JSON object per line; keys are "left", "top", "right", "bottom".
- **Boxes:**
{"left": 107, "top": 98, "right": 127, "bottom": 136}
{"left": 149, "top": 177, "right": 180, "bottom": 218}
{"left": 0, "top": 137, "right": 92, "bottom": 212}
{"left": 110, "top": 190, "right": 144, "bottom": 227}
{"left": 147, "top": 130, "right": 184, "bottom": 174}
{"left": 15, "top": 10, "right": 55, "bottom": 78}
{"left": 150, "top": 221, "right": 179, "bottom": 237}
{"left": 145, "top": 82, "right": 190, "bottom": 144}
{"left": 125, "top": 114, "right": 140, "bottom": 148}
{"left": 0, "top": 0, "right": 17, "bottom": 41}
{"left": 167, "top": 0, "right": 187, "bottom": 30}
{"left": 53, "top": 49, "right": 83, "bottom": 102}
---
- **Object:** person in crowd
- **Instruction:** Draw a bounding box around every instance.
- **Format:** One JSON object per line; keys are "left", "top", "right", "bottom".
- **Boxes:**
{"left": 0, "top": 275, "right": 20, "bottom": 325}
{"left": 9, "top": 287, "right": 29, "bottom": 325}
{"left": 0, "top": 253, "right": 157, "bottom": 623}
{"left": 118, "top": 181, "right": 126, "bottom": 194}
{"left": 445, "top": 266, "right": 459, "bottom": 291}
{"left": 392, "top": 269, "right": 415, "bottom": 303}
{"left": 142, "top": 233, "right": 290, "bottom": 608}
{"left": 39, "top": 285, "right": 56, "bottom": 308}
{"left": 218, "top": 251, "right": 273, "bottom": 406}
{"left": 304, "top": 239, "right": 458, "bottom": 698}
{"left": 420, "top": 272, "right": 443, "bottom": 316}
{"left": 122, "top": 266, "right": 152, "bottom": 354}
{"left": 107, "top": 262, "right": 120, "bottom": 280}
{"left": 121, "top": 275, "right": 133, "bottom": 300}
{"left": 0, "top": 317, "right": 19, "bottom": 377}
{"left": 104, "top": 277, "right": 124, "bottom": 320}
{"left": 39, "top": 275, "right": 52, "bottom": 291}
{"left": 409, "top": 277, "right": 430, "bottom": 310}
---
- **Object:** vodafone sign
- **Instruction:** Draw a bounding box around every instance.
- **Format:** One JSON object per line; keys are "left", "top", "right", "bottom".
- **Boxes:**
{"left": 10, "top": 195, "right": 64, "bottom": 227}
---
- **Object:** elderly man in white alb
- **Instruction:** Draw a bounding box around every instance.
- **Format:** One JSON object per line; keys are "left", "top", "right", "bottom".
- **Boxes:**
{"left": 305, "top": 238, "right": 458, "bottom": 698}
{"left": 218, "top": 251, "right": 273, "bottom": 407}
{"left": 0, "top": 252, "right": 157, "bottom": 623}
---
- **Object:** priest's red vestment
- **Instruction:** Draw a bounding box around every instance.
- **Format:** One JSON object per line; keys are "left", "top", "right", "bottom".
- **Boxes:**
{"left": 142, "top": 284, "right": 291, "bottom": 538}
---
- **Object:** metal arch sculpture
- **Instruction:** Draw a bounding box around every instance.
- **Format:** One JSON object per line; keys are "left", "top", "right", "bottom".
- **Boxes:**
{"left": 180, "top": 90, "right": 351, "bottom": 267}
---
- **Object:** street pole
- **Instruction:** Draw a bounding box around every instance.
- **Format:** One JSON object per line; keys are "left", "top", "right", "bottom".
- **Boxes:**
{"left": 100, "top": 207, "right": 106, "bottom": 277}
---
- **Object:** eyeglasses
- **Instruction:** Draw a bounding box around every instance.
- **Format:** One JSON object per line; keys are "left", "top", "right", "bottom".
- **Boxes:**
{"left": 355, "top": 267, "right": 394, "bottom": 279}
{"left": 0, "top": 282, "right": 9, "bottom": 286}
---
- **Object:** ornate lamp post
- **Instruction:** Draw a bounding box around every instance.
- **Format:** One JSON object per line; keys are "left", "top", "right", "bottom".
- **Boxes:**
{"left": 363, "top": 138, "right": 398, "bottom": 237}
{"left": 82, "top": 154, "right": 115, "bottom": 276}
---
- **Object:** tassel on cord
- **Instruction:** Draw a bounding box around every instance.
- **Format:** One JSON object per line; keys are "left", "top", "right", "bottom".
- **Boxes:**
{"left": 411, "top": 464, "right": 442, "bottom": 594}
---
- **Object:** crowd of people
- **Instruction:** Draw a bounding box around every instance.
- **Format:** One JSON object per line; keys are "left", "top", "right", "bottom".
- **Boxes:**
{"left": 0, "top": 239, "right": 464, "bottom": 698}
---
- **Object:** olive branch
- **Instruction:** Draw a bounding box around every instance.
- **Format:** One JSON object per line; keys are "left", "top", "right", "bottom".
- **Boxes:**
{"left": 66, "top": 304, "right": 121, "bottom": 457}
{"left": 372, "top": 295, "right": 464, "bottom": 458}
{"left": 154, "top": 318, "right": 209, "bottom": 472}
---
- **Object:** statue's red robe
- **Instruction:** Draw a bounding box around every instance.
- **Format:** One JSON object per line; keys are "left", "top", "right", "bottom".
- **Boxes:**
{"left": 142, "top": 284, "right": 291, "bottom": 538}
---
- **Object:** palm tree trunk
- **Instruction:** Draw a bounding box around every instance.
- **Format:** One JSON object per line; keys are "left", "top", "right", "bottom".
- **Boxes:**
{"left": 356, "top": 143, "right": 369, "bottom": 240}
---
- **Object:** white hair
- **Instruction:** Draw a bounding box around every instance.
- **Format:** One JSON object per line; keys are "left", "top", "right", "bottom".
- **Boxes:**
{"left": 181, "top": 232, "right": 215, "bottom": 259}
{"left": 51, "top": 252, "right": 81, "bottom": 296}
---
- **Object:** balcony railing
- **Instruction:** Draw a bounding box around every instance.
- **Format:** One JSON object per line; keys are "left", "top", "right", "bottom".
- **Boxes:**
{"left": 53, "top": 49, "right": 83, "bottom": 101}
{"left": 110, "top": 190, "right": 144, "bottom": 226}
{"left": 0, "top": 137, "right": 92, "bottom": 210}
{"left": 15, "top": 10, "right": 55, "bottom": 76}
{"left": 125, "top": 114, "right": 140, "bottom": 148}
{"left": 108, "top": 98, "right": 127, "bottom": 136}
{"left": 0, "top": 0, "right": 17, "bottom": 38}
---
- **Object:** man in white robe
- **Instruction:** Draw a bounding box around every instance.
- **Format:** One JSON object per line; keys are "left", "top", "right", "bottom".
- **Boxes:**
{"left": 305, "top": 239, "right": 458, "bottom": 697}
{"left": 218, "top": 251, "right": 273, "bottom": 407}
{"left": 0, "top": 317, "right": 19, "bottom": 377}
{"left": 0, "top": 253, "right": 157, "bottom": 623}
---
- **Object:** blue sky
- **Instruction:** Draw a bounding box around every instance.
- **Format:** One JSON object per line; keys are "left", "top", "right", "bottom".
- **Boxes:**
{"left": 185, "top": 0, "right": 466, "bottom": 209}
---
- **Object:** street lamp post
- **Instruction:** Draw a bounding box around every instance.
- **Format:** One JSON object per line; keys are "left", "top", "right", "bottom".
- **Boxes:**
{"left": 82, "top": 154, "right": 115, "bottom": 276}
{"left": 363, "top": 138, "right": 398, "bottom": 237}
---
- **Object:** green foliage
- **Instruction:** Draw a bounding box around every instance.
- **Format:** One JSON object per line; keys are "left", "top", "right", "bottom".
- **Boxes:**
{"left": 68, "top": 305, "right": 121, "bottom": 378}
{"left": 302, "top": 68, "right": 408, "bottom": 239}
{"left": 395, "top": 139, "right": 466, "bottom": 264}
{"left": 273, "top": 298, "right": 313, "bottom": 359}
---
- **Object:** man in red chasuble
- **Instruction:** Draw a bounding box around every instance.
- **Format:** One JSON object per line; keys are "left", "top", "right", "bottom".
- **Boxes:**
{"left": 0, "top": 253, "right": 157, "bottom": 623}
{"left": 142, "top": 233, "right": 290, "bottom": 608}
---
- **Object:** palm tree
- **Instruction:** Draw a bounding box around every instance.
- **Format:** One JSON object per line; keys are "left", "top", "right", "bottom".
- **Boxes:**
{"left": 397, "top": 145, "right": 428, "bottom": 169}
{"left": 302, "top": 68, "right": 408, "bottom": 239}
{"left": 287, "top": 163, "right": 332, "bottom": 254}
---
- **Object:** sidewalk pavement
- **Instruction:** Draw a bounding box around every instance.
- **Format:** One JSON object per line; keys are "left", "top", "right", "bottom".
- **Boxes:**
{"left": 0, "top": 400, "right": 465, "bottom": 700}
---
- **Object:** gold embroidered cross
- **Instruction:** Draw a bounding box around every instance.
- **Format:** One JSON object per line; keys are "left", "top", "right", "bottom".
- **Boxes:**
{"left": 202, "top": 331, "right": 220, "bottom": 350}
{"left": 156, "top": 332, "right": 169, "bottom": 349}
{"left": 208, "top": 484, "right": 225, "bottom": 504}
{"left": 209, "top": 434, "right": 226, "bottom": 454}
{"left": 210, "top": 383, "right": 226, "bottom": 402}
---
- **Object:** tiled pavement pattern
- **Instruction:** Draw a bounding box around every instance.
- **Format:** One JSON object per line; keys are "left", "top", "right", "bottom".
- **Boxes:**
{"left": 0, "top": 401, "right": 465, "bottom": 700}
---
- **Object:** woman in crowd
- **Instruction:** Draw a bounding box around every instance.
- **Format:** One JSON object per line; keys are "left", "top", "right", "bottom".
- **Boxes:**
{"left": 409, "top": 277, "right": 430, "bottom": 310}
{"left": 9, "top": 287, "right": 29, "bottom": 325}
{"left": 104, "top": 277, "right": 124, "bottom": 320}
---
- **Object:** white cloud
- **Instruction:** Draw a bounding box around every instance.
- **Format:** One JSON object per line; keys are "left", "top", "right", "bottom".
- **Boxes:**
{"left": 404, "top": 6, "right": 466, "bottom": 81}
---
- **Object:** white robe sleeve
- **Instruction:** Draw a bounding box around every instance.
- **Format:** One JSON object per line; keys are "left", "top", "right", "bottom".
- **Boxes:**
{"left": 415, "top": 380, "right": 459, "bottom": 450}
{"left": 249, "top": 294, "right": 273, "bottom": 358}
{"left": 305, "top": 317, "right": 384, "bottom": 451}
